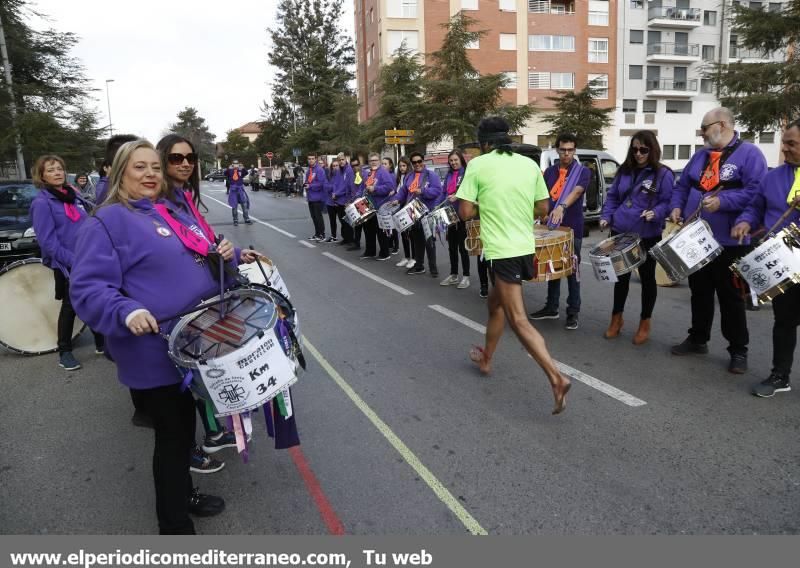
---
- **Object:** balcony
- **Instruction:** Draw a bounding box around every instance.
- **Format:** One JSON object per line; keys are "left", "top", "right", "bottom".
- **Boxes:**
{"left": 648, "top": 7, "right": 702, "bottom": 28}
{"left": 528, "top": 1, "right": 575, "bottom": 15}
{"left": 646, "top": 78, "right": 698, "bottom": 97}
{"left": 647, "top": 42, "right": 701, "bottom": 63}
{"left": 729, "top": 45, "right": 774, "bottom": 63}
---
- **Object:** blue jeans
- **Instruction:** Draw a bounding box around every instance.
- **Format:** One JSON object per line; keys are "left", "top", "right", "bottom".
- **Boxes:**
{"left": 545, "top": 237, "right": 581, "bottom": 315}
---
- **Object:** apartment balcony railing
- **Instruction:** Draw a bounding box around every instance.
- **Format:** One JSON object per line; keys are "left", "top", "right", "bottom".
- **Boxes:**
{"left": 647, "top": 42, "right": 700, "bottom": 57}
{"left": 648, "top": 7, "right": 702, "bottom": 23}
{"left": 528, "top": 1, "right": 575, "bottom": 15}
{"left": 646, "top": 78, "right": 699, "bottom": 95}
{"left": 729, "top": 46, "right": 773, "bottom": 60}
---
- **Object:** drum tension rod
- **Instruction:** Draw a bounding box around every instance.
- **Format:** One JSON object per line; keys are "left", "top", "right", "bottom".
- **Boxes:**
{"left": 156, "top": 295, "right": 240, "bottom": 325}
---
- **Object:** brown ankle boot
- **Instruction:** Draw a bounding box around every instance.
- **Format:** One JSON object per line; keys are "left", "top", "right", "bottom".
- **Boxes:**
{"left": 632, "top": 319, "right": 651, "bottom": 345}
{"left": 604, "top": 313, "right": 624, "bottom": 339}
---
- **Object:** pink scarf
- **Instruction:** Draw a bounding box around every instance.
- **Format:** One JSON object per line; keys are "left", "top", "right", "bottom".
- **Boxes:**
{"left": 183, "top": 190, "right": 216, "bottom": 242}
{"left": 56, "top": 188, "right": 81, "bottom": 222}
{"left": 447, "top": 172, "right": 459, "bottom": 196}
{"left": 153, "top": 203, "right": 211, "bottom": 256}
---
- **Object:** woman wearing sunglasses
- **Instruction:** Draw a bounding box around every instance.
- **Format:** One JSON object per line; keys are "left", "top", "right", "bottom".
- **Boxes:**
{"left": 599, "top": 130, "right": 674, "bottom": 345}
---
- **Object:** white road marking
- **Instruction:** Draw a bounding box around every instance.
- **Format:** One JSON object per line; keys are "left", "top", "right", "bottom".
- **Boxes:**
{"left": 322, "top": 252, "right": 414, "bottom": 296}
{"left": 299, "top": 240, "right": 316, "bottom": 248}
{"left": 201, "top": 193, "right": 297, "bottom": 238}
{"left": 427, "top": 304, "right": 647, "bottom": 407}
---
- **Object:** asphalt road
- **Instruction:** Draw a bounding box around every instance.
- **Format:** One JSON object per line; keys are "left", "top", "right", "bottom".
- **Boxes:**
{"left": 1, "top": 181, "right": 798, "bottom": 535}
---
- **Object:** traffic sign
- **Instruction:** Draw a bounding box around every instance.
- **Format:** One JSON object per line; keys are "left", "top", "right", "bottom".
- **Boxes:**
{"left": 292, "top": 147, "right": 301, "bottom": 157}
{"left": 385, "top": 136, "right": 415, "bottom": 145}
{"left": 385, "top": 129, "right": 414, "bottom": 137}
{"left": 266, "top": 152, "right": 274, "bottom": 159}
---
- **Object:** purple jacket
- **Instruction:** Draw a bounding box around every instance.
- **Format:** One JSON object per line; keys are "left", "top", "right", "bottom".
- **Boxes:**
{"left": 395, "top": 168, "right": 444, "bottom": 211}
{"left": 327, "top": 167, "right": 348, "bottom": 206}
{"left": 362, "top": 166, "right": 397, "bottom": 209}
{"left": 29, "top": 189, "right": 91, "bottom": 277}
{"left": 736, "top": 164, "right": 800, "bottom": 233}
{"left": 70, "top": 198, "right": 223, "bottom": 390}
{"left": 544, "top": 161, "right": 591, "bottom": 234}
{"left": 601, "top": 166, "right": 674, "bottom": 238}
{"left": 225, "top": 166, "right": 247, "bottom": 188}
{"left": 670, "top": 133, "right": 767, "bottom": 247}
{"left": 95, "top": 177, "right": 109, "bottom": 205}
{"left": 305, "top": 164, "right": 327, "bottom": 202}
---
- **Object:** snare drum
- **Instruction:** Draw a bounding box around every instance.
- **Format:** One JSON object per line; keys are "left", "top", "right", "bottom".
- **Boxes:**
{"left": 589, "top": 233, "right": 646, "bottom": 282}
{"left": 427, "top": 202, "right": 459, "bottom": 232}
{"left": 393, "top": 199, "right": 429, "bottom": 232}
{"left": 532, "top": 226, "right": 574, "bottom": 282}
{"left": 377, "top": 202, "right": 400, "bottom": 231}
{"left": 465, "top": 220, "right": 482, "bottom": 256}
{"left": 731, "top": 223, "right": 800, "bottom": 304}
{"left": 649, "top": 218, "right": 722, "bottom": 282}
{"left": 344, "top": 196, "right": 375, "bottom": 227}
{"left": 0, "top": 258, "right": 85, "bottom": 354}
{"left": 238, "top": 255, "right": 291, "bottom": 299}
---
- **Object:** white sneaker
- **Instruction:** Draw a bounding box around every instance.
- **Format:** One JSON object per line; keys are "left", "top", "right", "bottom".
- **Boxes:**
{"left": 457, "top": 276, "right": 471, "bottom": 289}
{"left": 396, "top": 258, "right": 409, "bottom": 267}
{"left": 439, "top": 274, "right": 459, "bottom": 286}
{"left": 405, "top": 258, "right": 416, "bottom": 268}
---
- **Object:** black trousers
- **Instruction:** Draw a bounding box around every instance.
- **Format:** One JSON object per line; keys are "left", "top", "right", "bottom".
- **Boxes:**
{"left": 363, "top": 216, "right": 390, "bottom": 257}
{"left": 327, "top": 205, "right": 344, "bottom": 238}
{"left": 411, "top": 224, "right": 437, "bottom": 272}
{"left": 130, "top": 384, "right": 196, "bottom": 535}
{"left": 341, "top": 212, "right": 354, "bottom": 243}
{"left": 772, "top": 285, "right": 800, "bottom": 377}
{"left": 612, "top": 236, "right": 659, "bottom": 319}
{"left": 308, "top": 201, "right": 325, "bottom": 237}
{"left": 401, "top": 230, "right": 414, "bottom": 259}
{"left": 687, "top": 246, "right": 749, "bottom": 354}
{"left": 353, "top": 224, "right": 362, "bottom": 246}
{"left": 447, "top": 221, "right": 470, "bottom": 276}
{"left": 390, "top": 230, "right": 399, "bottom": 251}
{"left": 55, "top": 272, "right": 103, "bottom": 353}
{"left": 476, "top": 256, "right": 488, "bottom": 291}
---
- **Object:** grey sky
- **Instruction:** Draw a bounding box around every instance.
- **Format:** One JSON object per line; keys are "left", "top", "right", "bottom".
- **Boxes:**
{"left": 30, "top": 0, "right": 355, "bottom": 144}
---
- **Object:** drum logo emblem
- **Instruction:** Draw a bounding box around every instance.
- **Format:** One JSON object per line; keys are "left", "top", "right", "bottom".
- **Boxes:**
{"left": 750, "top": 269, "right": 769, "bottom": 290}
{"left": 156, "top": 226, "right": 171, "bottom": 237}
{"left": 720, "top": 163, "right": 737, "bottom": 181}
{"left": 218, "top": 384, "right": 246, "bottom": 404}
{"left": 641, "top": 179, "right": 653, "bottom": 191}
{"left": 207, "top": 368, "right": 225, "bottom": 379}
{"left": 685, "top": 246, "right": 700, "bottom": 262}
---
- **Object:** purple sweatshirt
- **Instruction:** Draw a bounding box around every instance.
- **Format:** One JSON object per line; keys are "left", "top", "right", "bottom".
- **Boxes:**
{"left": 543, "top": 160, "right": 591, "bottom": 234}
{"left": 94, "top": 177, "right": 109, "bottom": 205}
{"left": 70, "top": 198, "right": 223, "bottom": 389}
{"left": 325, "top": 167, "right": 347, "bottom": 206}
{"left": 305, "top": 164, "right": 327, "bottom": 203}
{"left": 395, "top": 168, "right": 444, "bottom": 211}
{"left": 670, "top": 133, "right": 767, "bottom": 247}
{"left": 362, "top": 166, "right": 397, "bottom": 209}
{"left": 601, "top": 166, "right": 674, "bottom": 238}
{"left": 29, "top": 189, "right": 92, "bottom": 277}
{"left": 736, "top": 163, "right": 800, "bottom": 233}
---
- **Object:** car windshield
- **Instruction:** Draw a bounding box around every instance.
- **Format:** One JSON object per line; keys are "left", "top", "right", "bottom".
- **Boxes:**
{"left": 0, "top": 184, "right": 38, "bottom": 210}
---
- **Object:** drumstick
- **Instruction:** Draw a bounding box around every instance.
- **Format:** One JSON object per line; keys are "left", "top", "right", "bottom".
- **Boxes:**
{"left": 216, "top": 234, "right": 226, "bottom": 319}
{"left": 251, "top": 243, "right": 273, "bottom": 286}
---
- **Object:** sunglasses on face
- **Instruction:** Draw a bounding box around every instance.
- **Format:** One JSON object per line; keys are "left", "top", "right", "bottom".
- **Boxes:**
{"left": 700, "top": 120, "right": 722, "bottom": 132}
{"left": 411, "top": 159, "right": 424, "bottom": 165}
{"left": 167, "top": 153, "right": 198, "bottom": 165}
{"left": 632, "top": 146, "right": 650, "bottom": 155}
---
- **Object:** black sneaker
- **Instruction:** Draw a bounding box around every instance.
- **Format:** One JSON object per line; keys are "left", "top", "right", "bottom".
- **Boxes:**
{"left": 306, "top": 235, "right": 317, "bottom": 241}
{"left": 360, "top": 254, "right": 376, "bottom": 260}
{"left": 244, "top": 219, "right": 253, "bottom": 225}
{"left": 58, "top": 352, "right": 81, "bottom": 371}
{"left": 187, "top": 488, "right": 225, "bottom": 517}
{"left": 324, "top": 236, "right": 335, "bottom": 243}
{"left": 202, "top": 431, "right": 236, "bottom": 454}
{"left": 346, "top": 244, "right": 361, "bottom": 251}
{"left": 728, "top": 353, "right": 748, "bottom": 374}
{"left": 671, "top": 337, "right": 709, "bottom": 356}
{"left": 233, "top": 220, "right": 239, "bottom": 226}
{"left": 479, "top": 288, "right": 489, "bottom": 299}
{"left": 406, "top": 266, "right": 426, "bottom": 275}
{"left": 430, "top": 271, "right": 439, "bottom": 278}
{"left": 131, "top": 410, "right": 154, "bottom": 429}
{"left": 752, "top": 373, "right": 791, "bottom": 398}
{"left": 376, "top": 255, "right": 391, "bottom": 261}
{"left": 565, "top": 314, "right": 579, "bottom": 330}
{"left": 190, "top": 446, "right": 225, "bottom": 474}
{"left": 529, "top": 307, "right": 558, "bottom": 320}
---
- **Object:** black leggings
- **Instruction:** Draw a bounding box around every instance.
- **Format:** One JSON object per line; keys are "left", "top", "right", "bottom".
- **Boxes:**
{"left": 327, "top": 205, "right": 344, "bottom": 238}
{"left": 447, "top": 221, "right": 470, "bottom": 276}
{"left": 611, "top": 236, "right": 659, "bottom": 319}
{"left": 401, "top": 230, "right": 414, "bottom": 258}
{"left": 308, "top": 202, "right": 325, "bottom": 237}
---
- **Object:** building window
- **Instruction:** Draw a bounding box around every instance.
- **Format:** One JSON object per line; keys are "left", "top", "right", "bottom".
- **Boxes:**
{"left": 702, "top": 45, "right": 715, "bottom": 60}
{"left": 588, "top": 1, "right": 609, "bottom": 25}
{"left": 643, "top": 99, "right": 657, "bottom": 113}
{"left": 631, "top": 0, "right": 644, "bottom": 8}
{"left": 760, "top": 131, "right": 776, "bottom": 143}
{"left": 622, "top": 99, "right": 637, "bottom": 113}
{"left": 663, "top": 145, "right": 676, "bottom": 159}
{"left": 588, "top": 73, "right": 609, "bottom": 99}
{"left": 387, "top": 0, "right": 418, "bottom": 18}
{"left": 678, "top": 145, "right": 691, "bottom": 159}
{"left": 629, "top": 65, "right": 643, "bottom": 80}
{"left": 749, "top": 1, "right": 763, "bottom": 10}
{"left": 502, "top": 72, "right": 518, "bottom": 88}
{"left": 369, "top": 81, "right": 376, "bottom": 97}
{"left": 367, "top": 44, "right": 373, "bottom": 66}
{"left": 499, "top": 0, "right": 516, "bottom": 10}
{"left": 466, "top": 38, "right": 479, "bottom": 49}
{"left": 630, "top": 30, "right": 644, "bottom": 44}
{"left": 742, "top": 131, "right": 755, "bottom": 142}
{"left": 700, "top": 79, "right": 714, "bottom": 93}
{"left": 461, "top": 0, "right": 479, "bottom": 10}
{"left": 695, "top": 144, "right": 705, "bottom": 152}
{"left": 551, "top": 72, "right": 575, "bottom": 89}
{"left": 369, "top": 8, "right": 374, "bottom": 23}
{"left": 703, "top": 10, "right": 717, "bottom": 26}
{"left": 769, "top": 3, "right": 782, "bottom": 13}
{"left": 528, "top": 72, "right": 551, "bottom": 89}
{"left": 499, "top": 33, "right": 517, "bottom": 50}
{"left": 588, "top": 38, "right": 609, "bottom": 63}
{"left": 665, "top": 100, "right": 692, "bottom": 113}
{"left": 387, "top": 31, "right": 420, "bottom": 55}
{"left": 529, "top": 35, "right": 576, "bottom": 52}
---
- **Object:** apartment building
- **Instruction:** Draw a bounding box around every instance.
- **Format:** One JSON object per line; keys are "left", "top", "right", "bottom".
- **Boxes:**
{"left": 354, "top": 0, "right": 617, "bottom": 147}
{"left": 614, "top": 0, "right": 784, "bottom": 168}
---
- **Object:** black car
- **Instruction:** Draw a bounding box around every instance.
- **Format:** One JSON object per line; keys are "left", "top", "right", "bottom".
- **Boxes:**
{"left": 203, "top": 170, "right": 226, "bottom": 181}
{"left": 0, "top": 180, "right": 40, "bottom": 265}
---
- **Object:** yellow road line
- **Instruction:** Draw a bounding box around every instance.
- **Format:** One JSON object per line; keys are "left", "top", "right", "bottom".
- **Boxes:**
{"left": 303, "top": 339, "right": 488, "bottom": 535}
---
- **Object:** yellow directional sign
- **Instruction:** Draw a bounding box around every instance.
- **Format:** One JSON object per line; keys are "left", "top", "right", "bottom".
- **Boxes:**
{"left": 384, "top": 129, "right": 415, "bottom": 137}
{"left": 385, "top": 136, "right": 415, "bottom": 145}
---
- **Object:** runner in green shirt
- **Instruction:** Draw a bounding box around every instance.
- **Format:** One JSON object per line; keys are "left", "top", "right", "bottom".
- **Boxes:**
{"left": 457, "top": 117, "right": 571, "bottom": 415}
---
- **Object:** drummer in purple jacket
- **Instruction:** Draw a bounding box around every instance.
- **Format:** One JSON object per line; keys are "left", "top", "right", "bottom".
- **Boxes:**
{"left": 599, "top": 131, "right": 674, "bottom": 346}
{"left": 323, "top": 160, "right": 347, "bottom": 243}
{"left": 337, "top": 154, "right": 355, "bottom": 246}
{"left": 361, "top": 152, "right": 396, "bottom": 260}
{"left": 225, "top": 161, "right": 251, "bottom": 226}
{"left": 304, "top": 154, "right": 327, "bottom": 241}
{"left": 732, "top": 119, "right": 800, "bottom": 397}
{"left": 29, "top": 154, "right": 104, "bottom": 371}
{"left": 668, "top": 107, "right": 768, "bottom": 373}
{"left": 345, "top": 156, "right": 365, "bottom": 250}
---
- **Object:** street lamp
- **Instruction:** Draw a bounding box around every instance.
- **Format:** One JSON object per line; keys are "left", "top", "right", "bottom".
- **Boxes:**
{"left": 105, "top": 79, "right": 115, "bottom": 136}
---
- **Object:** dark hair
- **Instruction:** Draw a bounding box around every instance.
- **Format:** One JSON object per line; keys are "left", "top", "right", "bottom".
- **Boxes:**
{"left": 787, "top": 118, "right": 800, "bottom": 132}
{"left": 555, "top": 133, "right": 578, "bottom": 148}
{"left": 383, "top": 156, "right": 395, "bottom": 171}
{"left": 156, "top": 134, "right": 204, "bottom": 211}
{"left": 448, "top": 149, "right": 466, "bottom": 170}
{"left": 75, "top": 172, "right": 89, "bottom": 188}
{"left": 621, "top": 130, "right": 663, "bottom": 172}
{"left": 350, "top": 156, "right": 360, "bottom": 166}
{"left": 409, "top": 151, "right": 424, "bottom": 161}
{"left": 476, "top": 117, "right": 512, "bottom": 154}
{"left": 104, "top": 134, "right": 138, "bottom": 170}
{"left": 396, "top": 156, "right": 411, "bottom": 185}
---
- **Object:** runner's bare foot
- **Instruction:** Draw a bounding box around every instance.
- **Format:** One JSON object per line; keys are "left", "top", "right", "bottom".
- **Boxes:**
{"left": 551, "top": 376, "right": 571, "bottom": 415}
{"left": 469, "top": 346, "right": 492, "bottom": 375}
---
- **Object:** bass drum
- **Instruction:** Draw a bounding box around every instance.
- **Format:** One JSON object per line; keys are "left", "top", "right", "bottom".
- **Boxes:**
{"left": 0, "top": 258, "right": 85, "bottom": 354}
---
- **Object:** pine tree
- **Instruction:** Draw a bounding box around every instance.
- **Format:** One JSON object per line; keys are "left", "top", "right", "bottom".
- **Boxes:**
{"left": 542, "top": 81, "right": 613, "bottom": 150}
{"left": 168, "top": 107, "right": 217, "bottom": 169}
{"left": 221, "top": 130, "right": 258, "bottom": 166}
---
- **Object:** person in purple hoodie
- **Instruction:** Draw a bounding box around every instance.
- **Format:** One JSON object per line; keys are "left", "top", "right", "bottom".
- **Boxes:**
{"left": 323, "top": 160, "right": 346, "bottom": 243}
{"left": 732, "top": 118, "right": 800, "bottom": 397}
{"left": 337, "top": 153, "right": 355, "bottom": 246}
{"left": 304, "top": 154, "right": 327, "bottom": 241}
{"left": 29, "top": 155, "right": 104, "bottom": 371}
{"left": 224, "top": 160, "right": 252, "bottom": 226}
{"left": 361, "top": 152, "right": 396, "bottom": 260}
{"left": 391, "top": 151, "right": 444, "bottom": 275}
{"left": 439, "top": 150, "right": 470, "bottom": 289}
{"left": 599, "top": 131, "right": 674, "bottom": 345}
{"left": 668, "top": 107, "right": 768, "bottom": 374}
{"left": 70, "top": 140, "right": 240, "bottom": 534}
{"left": 346, "top": 156, "right": 365, "bottom": 251}
{"left": 94, "top": 134, "right": 138, "bottom": 205}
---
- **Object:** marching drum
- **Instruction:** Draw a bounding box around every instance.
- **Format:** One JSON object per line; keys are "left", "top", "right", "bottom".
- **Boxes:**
{"left": 427, "top": 202, "right": 459, "bottom": 231}
{"left": 532, "top": 226, "right": 574, "bottom": 282}
{"left": 0, "top": 258, "right": 84, "bottom": 354}
{"left": 653, "top": 220, "right": 681, "bottom": 287}
{"left": 393, "top": 199, "right": 429, "bottom": 232}
{"left": 344, "top": 196, "right": 375, "bottom": 227}
{"left": 589, "top": 233, "right": 646, "bottom": 282}
{"left": 238, "top": 255, "right": 291, "bottom": 299}
{"left": 731, "top": 223, "right": 800, "bottom": 304}
{"left": 465, "top": 220, "right": 482, "bottom": 256}
{"left": 649, "top": 218, "right": 722, "bottom": 282}
{"left": 377, "top": 202, "right": 400, "bottom": 231}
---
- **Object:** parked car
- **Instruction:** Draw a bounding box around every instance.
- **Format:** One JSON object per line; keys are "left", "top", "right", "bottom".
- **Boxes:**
{"left": 257, "top": 167, "right": 278, "bottom": 191}
{"left": 203, "top": 169, "right": 226, "bottom": 181}
{"left": 0, "top": 180, "right": 40, "bottom": 265}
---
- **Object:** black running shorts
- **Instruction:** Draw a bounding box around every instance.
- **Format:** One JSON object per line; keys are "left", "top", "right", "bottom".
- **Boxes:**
{"left": 488, "top": 254, "right": 535, "bottom": 285}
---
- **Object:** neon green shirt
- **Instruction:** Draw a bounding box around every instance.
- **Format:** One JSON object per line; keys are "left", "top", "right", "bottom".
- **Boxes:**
{"left": 456, "top": 150, "right": 548, "bottom": 260}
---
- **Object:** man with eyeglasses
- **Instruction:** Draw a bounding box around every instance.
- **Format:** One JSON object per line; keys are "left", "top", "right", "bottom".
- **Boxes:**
{"left": 225, "top": 160, "right": 252, "bottom": 226}
{"left": 668, "top": 107, "right": 767, "bottom": 375}
{"left": 529, "top": 133, "right": 590, "bottom": 330}
{"left": 346, "top": 156, "right": 365, "bottom": 251}
{"left": 457, "top": 116, "right": 571, "bottom": 415}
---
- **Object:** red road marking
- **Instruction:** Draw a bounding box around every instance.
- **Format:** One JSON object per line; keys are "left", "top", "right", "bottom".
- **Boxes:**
{"left": 288, "top": 446, "right": 346, "bottom": 535}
